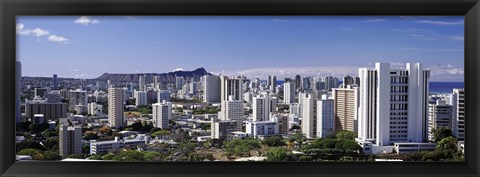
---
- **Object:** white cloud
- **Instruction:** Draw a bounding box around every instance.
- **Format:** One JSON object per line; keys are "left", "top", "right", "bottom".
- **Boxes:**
{"left": 74, "top": 16, "right": 100, "bottom": 25}
{"left": 416, "top": 20, "right": 463, "bottom": 25}
{"left": 16, "top": 23, "right": 31, "bottom": 35}
{"left": 48, "top": 35, "right": 68, "bottom": 42}
{"left": 173, "top": 68, "right": 184, "bottom": 72}
{"left": 31, "top": 28, "right": 50, "bottom": 37}
{"left": 364, "top": 19, "right": 387, "bottom": 23}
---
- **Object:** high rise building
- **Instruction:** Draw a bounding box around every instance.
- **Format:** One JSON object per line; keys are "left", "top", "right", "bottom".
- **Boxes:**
{"left": 284, "top": 81, "right": 296, "bottom": 104}
{"left": 332, "top": 86, "right": 359, "bottom": 132}
{"left": 302, "top": 77, "right": 311, "bottom": 91}
{"left": 452, "top": 88, "right": 465, "bottom": 141}
{"left": 139, "top": 75, "right": 146, "bottom": 91}
{"left": 153, "top": 75, "right": 160, "bottom": 90}
{"left": 220, "top": 95, "right": 244, "bottom": 130}
{"left": 428, "top": 100, "right": 452, "bottom": 141}
{"left": 53, "top": 74, "right": 58, "bottom": 90}
{"left": 301, "top": 93, "right": 316, "bottom": 138}
{"left": 323, "top": 76, "right": 339, "bottom": 91}
{"left": 268, "top": 75, "right": 277, "bottom": 90}
{"left": 202, "top": 75, "right": 221, "bottom": 102}
{"left": 69, "top": 89, "right": 87, "bottom": 111}
{"left": 342, "top": 75, "right": 354, "bottom": 88}
{"left": 252, "top": 94, "right": 271, "bottom": 121}
{"left": 358, "top": 63, "right": 430, "bottom": 146}
{"left": 16, "top": 61, "right": 22, "bottom": 124}
{"left": 220, "top": 75, "right": 244, "bottom": 102}
{"left": 271, "top": 97, "right": 278, "bottom": 113}
{"left": 157, "top": 90, "right": 171, "bottom": 103}
{"left": 59, "top": 124, "right": 82, "bottom": 157}
{"left": 152, "top": 100, "right": 172, "bottom": 129}
{"left": 108, "top": 88, "right": 124, "bottom": 128}
{"left": 175, "top": 76, "right": 184, "bottom": 90}
{"left": 295, "top": 75, "right": 302, "bottom": 91}
{"left": 211, "top": 118, "right": 238, "bottom": 139}
{"left": 317, "top": 96, "right": 335, "bottom": 138}
{"left": 134, "top": 90, "right": 147, "bottom": 106}
{"left": 189, "top": 81, "right": 197, "bottom": 95}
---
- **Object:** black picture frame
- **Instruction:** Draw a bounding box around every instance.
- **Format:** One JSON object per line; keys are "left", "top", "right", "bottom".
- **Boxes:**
{"left": 1, "top": 0, "right": 479, "bottom": 176}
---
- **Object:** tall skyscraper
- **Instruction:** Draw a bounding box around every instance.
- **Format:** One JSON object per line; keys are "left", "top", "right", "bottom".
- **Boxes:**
{"left": 153, "top": 75, "right": 160, "bottom": 90}
{"left": 452, "top": 88, "right": 465, "bottom": 141}
{"left": 358, "top": 63, "right": 430, "bottom": 146}
{"left": 323, "top": 76, "right": 339, "bottom": 91}
{"left": 59, "top": 124, "right": 82, "bottom": 157}
{"left": 16, "top": 61, "right": 22, "bottom": 124}
{"left": 108, "top": 88, "right": 124, "bottom": 128}
{"left": 268, "top": 75, "right": 277, "bottom": 90}
{"left": 152, "top": 100, "right": 172, "bottom": 129}
{"left": 220, "top": 75, "right": 244, "bottom": 102}
{"left": 157, "top": 90, "right": 171, "bottom": 103}
{"left": 302, "top": 77, "right": 311, "bottom": 91}
{"left": 69, "top": 90, "right": 87, "bottom": 111}
{"left": 317, "top": 96, "right": 335, "bottom": 138}
{"left": 202, "top": 75, "right": 221, "bottom": 103}
{"left": 175, "top": 76, "right": 184, "bottom": 90}
{"left": 53, "top": 74, "right": 58, "bottom": 90}
{"left": 332, "top": 86, "right": 359, "bottom": 132}
{"left": 134, "top": 90, "right": 147, "bottom": 106}
{"left": 139, "top": 75, "right": 146, "bottom": 91}
{"left": 252, "top": 94, "right": 271, "bottom": 121}
{"left": 342, "top": 75, "right": 354, "bottom": 88}
{"left": 220, "top": 95, "right": 244, "bottom": 130}
{"left": 428, "top": 100, "right": 452, "bottom": 141}
{"left": 301, "top": 93, "right": 316, "bottom": 138}
{"left": 295, "top": 75, "right": 302, "bottom": 91}
{"left": 189, "top": 81, "right": 197, "bottom": 95}
{"left": 284, "top": 81, "right": 296, "bottom": 104}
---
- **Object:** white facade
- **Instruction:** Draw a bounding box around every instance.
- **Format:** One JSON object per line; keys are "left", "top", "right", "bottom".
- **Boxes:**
{"left": 245, "top": 121, "right": 278, "bottom": 137}
{"left": 284, "top": 81, "right": 296, "bottom": 104}
{"left": 358, "top": 63, "right": 430, "bottom": 147}
{"left": 202, "top": 75, "right": 221, "bottom": 102}
{"left": 252, "top": 94, "right": 271, "bottom": 121}
{"left": 59, "top": 125, "right": 82, "bottom": 157}
{"left": 152, "top": 101, "right": 172, "bottom": 129}
{"left": 108, "top": 88, "right": 124, "bottom": 128}
{"left": 317, "top": 97, "right": 335, "bottom": 138}
{"left": 220, "top": 96, "right": 244, "bottom": 130}
{"left": 452, "top": 88, "right": 465, "bottom": 141}
{"left": 90, "top": 135, "right": 149, "bottom": 155}
{"left": 220, "top": 75, "right": 244, "bottom": 102}
{"left": 301, "top": 93, "right": 316, "bottom": 138}
{"left": 211, "top": 119, "right": 238, "bottom": 139}
{"left": 134, "top": 90, "right": 148, "bottom": 106}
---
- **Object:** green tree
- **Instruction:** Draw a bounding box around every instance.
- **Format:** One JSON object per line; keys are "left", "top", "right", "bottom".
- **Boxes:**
{"left": 436, "top": 136, "right": 458, "bottom": 158}
{"left": 113, "top": 150, "right": 145, "bottom": 161}
{"left": 83, "top": 133, "right": 99, "bottom": 141}
{"left": 334, "top": 130, "right": 357, "bottom": 140}
{"left": 17, "top": 148, "right": 42, "bottom": 156}
{"left": 143, "top": 151, "right": 164, "bottom": 161}
{"left": 43, "top": 151, "right": 62, "bottom": 160}
{"left": 262, "top": 136, "right": 286, "bottom": 147}
{"left": 16, "top": 140, "right": 46, "bottom": 152}
{"left": 287, "top": 132, "right": 306, "bottom": 149}
{"left": 151, "top": 130, "right": 171, "bottom": 137}
{"left": 431, "top": 128, "right": 453, "bottom": 142}
{"left": 266, "top": 147, "right": 290, "bottom": 161}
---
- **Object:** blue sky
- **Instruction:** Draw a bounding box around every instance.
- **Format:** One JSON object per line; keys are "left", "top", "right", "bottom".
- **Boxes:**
{"left": 17, "top": 16, "right": 464, "bottom": 81}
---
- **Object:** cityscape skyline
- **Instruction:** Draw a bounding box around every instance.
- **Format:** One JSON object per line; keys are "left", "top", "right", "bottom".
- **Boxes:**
{"left": 17, "top": 16, "right": 464, "bottom": 82}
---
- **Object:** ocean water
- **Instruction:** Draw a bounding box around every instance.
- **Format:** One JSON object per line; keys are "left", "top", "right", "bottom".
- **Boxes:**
{"left": 275, "top": 81, "right": 464, "bottom": 94}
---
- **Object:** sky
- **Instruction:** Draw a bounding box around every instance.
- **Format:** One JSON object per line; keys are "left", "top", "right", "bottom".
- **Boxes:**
{"left": 17, "top": 16, "right": 464, "bottom": 82}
